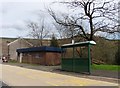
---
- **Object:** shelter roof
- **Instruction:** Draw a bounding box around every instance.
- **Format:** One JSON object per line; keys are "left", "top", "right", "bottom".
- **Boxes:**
{"left": 61, "top": 41, "right": 96, "bottom": 48}
{"left": 16, "top": 46, "right": 62, "bottom": 53}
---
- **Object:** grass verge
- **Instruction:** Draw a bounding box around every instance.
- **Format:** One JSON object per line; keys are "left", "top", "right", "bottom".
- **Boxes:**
{"left": 92, "top": 64, "right": 120, "bottom": 71}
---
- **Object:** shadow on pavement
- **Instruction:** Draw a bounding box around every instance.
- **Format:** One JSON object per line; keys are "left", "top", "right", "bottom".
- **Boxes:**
{"left": 0, "top": 81, "right": 11, "bottom": 88}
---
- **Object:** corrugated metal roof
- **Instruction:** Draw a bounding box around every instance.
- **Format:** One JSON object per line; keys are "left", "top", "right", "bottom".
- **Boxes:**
{"left": 16, "top": 46, "right": 62, "bottom": 53}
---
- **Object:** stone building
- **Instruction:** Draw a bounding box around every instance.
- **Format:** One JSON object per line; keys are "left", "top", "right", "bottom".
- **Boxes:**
{"left": 8, "top": 38, "right": 33, "bottom": 60}
{"left": 1, "top": 37, "right": 51, "bottom": 60}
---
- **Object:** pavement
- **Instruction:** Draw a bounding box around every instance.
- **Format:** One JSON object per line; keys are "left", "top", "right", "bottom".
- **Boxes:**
{"left": 3, "top": 62, "right": 119, "bottom": 83}
{"left": 0, "top": 64, "right": 119, "bottom": 87}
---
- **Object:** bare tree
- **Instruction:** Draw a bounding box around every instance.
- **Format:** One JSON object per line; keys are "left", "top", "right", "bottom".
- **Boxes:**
{"left": 48, "top": 0, "right": 120, "bottom": 41}
{"left": 53, "top": 22, "right": 73, "bottom": 39}
{"left": 53, "top": 23, "right": 64, "bottom": 39}
{"left": 27, "top": 19, "right": 49, "bottom": 46}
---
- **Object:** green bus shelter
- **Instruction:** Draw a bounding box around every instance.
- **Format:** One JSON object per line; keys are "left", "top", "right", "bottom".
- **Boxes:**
{"left": 61, "top": 41, "right": 96, "bottom": 74}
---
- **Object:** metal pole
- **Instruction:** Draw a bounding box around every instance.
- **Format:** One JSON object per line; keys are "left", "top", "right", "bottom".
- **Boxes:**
{"left": 88, "top": 44, "right": 91, "bottom": 74}
{"left": 73, "top": 46, "right": 75, "bottom": 72}
{"left": 61, "top": 48, "right": 63, "bottom": 70}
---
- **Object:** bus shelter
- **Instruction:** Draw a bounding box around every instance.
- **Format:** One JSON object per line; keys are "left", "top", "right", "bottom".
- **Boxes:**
{"left": 61, "top": 41, "right": 96, "bottom": 74}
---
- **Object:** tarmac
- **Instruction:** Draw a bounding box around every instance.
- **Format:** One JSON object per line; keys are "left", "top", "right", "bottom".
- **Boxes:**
{"left": 1, "top": 64, "right": 119, "bottom": 87}
{"left": 2, "top": 62, "right": 119, "bottom": 84}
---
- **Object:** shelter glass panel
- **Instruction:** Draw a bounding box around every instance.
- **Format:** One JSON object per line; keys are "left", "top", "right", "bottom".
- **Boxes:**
{"left": 63, "top": 48, "right": 73, "bottom": 58}
{"left": 74, "top": 46, "right": 88, "bottom": 58}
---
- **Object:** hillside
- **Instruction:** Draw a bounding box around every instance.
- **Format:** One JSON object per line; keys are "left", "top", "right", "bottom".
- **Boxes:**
{"left": 92, "top": 37, "right": 119, "bottom": 64}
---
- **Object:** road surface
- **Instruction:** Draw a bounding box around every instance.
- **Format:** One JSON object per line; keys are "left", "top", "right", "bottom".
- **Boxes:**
{"left": 0, "top": 64, "right": 118, "bottom": 86}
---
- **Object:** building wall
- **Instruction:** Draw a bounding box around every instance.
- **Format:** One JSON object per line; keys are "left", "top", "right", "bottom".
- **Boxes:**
{"left": 0, "top": 38, "right": 3, "bottom": 57}
{"left": 0, "top": 39, "right": 9, "bottom": 57}
{"left": 9, "top": 39, "right": 32, "bottom": 60}
{"left": 19, "top": 52, "right": 61, "bottom": 65}
{"left": 0, "top": 38, "right": 14, "bottom": 57}
{"left": 20, "top": 52, "right": 46, "bottom": 65}
{"left": 45, "top": 52, "right": 61, "bottom": 65}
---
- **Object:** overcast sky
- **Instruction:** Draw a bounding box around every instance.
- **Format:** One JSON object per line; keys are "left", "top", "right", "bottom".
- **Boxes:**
{"left": 0, "top": 0, "right": 119, "bottom": 39}
{"left": 0, "top": 0, "right": 62, "bottom": 38}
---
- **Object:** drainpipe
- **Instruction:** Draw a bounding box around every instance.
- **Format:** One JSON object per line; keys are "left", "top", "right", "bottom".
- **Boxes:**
{"left": 7, "top": 45, "right": 10, "bottom": 60}
{"left": 7, "top": 41, "right": 10, "bottom": 60}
